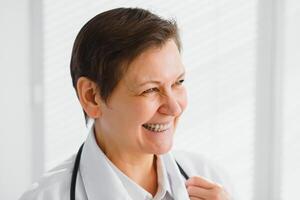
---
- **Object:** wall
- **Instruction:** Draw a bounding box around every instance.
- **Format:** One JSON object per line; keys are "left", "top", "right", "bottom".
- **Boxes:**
{"left": 0, "top": 0, "right": 32, "bottom": 199}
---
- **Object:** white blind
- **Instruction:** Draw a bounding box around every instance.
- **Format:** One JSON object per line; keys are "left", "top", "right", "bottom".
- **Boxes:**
{"left": 43, "top": 1, "right": 257, "bottom": 199}
{"left": 174, "top": 1, "right": 256, "bottom": 199}
{"left": 281, "top": 1, "right": 300, "bottom": 199}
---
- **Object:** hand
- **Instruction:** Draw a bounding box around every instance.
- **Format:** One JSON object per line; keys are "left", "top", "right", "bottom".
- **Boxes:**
{"left": 185, "top": 176, "right": 230, "bottom": 200}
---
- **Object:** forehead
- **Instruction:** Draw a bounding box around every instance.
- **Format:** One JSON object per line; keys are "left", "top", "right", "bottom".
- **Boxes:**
{"left": 123, "top": 40, "right": 184, "bottom": 85}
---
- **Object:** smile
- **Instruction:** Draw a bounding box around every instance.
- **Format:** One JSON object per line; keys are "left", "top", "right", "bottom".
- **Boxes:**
{"left": 142, "top": 123, "right": 172, "bottom": 132}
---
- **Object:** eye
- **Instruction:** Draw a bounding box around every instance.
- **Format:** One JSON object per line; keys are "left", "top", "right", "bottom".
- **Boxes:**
{"left": 175, "top": 79, "right": 185, "bottom": 85}
{"left": 142, "top": 87, "right": 159, "bottom": 94}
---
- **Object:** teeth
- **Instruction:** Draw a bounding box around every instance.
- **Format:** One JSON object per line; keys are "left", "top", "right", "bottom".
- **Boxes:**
{"left": 143, "top": 123, "right": 171, "bottom": 132}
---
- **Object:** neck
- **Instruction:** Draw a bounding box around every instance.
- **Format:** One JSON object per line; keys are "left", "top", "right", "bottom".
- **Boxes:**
{"left": 94, "top": 124, "right": 158, "bottom": 196}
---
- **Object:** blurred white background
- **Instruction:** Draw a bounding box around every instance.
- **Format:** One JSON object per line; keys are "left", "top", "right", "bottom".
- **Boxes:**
{"left": 0, "top": 0, "right": 299, "bottom": 199}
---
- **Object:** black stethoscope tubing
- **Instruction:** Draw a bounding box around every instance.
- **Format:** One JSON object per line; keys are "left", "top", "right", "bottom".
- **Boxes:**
{"left": 70, "top": 143, "right": 189, "bottom": 200}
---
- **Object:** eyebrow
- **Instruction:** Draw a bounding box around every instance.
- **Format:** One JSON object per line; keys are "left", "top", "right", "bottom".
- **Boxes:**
{"left": 137, "top": 71, "right": 185, "bottom": 87}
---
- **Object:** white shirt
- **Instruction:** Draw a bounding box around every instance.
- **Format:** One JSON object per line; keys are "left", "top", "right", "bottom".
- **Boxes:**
{"left": 106, "top": 149, "right": 173, "bottom": 200}
{"left": 87, "top": 127, "right": 173, "bottom": 200}
{"left": 19, "top": 125, "right": 236, "bottom": 200}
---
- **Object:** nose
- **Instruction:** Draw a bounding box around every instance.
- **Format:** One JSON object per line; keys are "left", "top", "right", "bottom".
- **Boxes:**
{"left": 158, "top": 92, "right": 182, "bottom": 116}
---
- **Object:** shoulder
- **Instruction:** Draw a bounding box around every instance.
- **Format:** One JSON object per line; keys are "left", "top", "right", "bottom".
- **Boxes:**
{"left": 172, "top": 150, "right": 235, "bottom": 196}
{"left": 19, "top": 155, "right": 75, "bottom": 200}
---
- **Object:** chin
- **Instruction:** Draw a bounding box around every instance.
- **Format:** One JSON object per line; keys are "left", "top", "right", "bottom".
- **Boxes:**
{"left": 141, "top": 123, "right": 175, "bottom": 155}
{"left": 150, "top": 141, "right": 173, "bottom": 155}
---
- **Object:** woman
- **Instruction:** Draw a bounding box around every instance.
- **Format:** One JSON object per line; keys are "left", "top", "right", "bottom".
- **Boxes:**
{"left": 20, "top": 7, "right": 233, "bottom": 200}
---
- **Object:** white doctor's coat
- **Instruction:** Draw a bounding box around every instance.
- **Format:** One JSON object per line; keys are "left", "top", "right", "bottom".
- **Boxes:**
{"left": 19, "top": 127, "right": 235, "bottom": 200}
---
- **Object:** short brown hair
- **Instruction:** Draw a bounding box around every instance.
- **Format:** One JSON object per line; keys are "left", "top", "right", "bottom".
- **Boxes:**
{"left": 70, "top": 7, "right": 181, "bottom": 123}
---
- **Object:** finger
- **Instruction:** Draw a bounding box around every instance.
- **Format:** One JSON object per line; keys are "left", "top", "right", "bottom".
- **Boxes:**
{"left": 186, "top": 176, "right": 216, "bottom": 189}
{"left": 187, "top": 185, "right": 211, "bottom": 199}
{"left": 211, "top": 185, "right": 231, "bottom": 200}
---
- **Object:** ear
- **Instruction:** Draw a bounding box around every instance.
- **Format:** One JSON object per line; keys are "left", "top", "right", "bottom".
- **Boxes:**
{"left": 76, "top": 77, "right": 102, "bottom": 119}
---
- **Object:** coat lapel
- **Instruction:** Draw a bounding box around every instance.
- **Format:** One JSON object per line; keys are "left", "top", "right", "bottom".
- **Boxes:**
{"left": 162, "top": 152, "right": 190, "bottom": 200}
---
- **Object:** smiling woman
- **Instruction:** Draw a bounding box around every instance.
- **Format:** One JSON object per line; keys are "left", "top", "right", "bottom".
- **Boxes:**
{"left": 95, "top": 40, "right": 187, "bottom": 157}
{"left": 20, "top": 7, "right": 234, "bottom": 200}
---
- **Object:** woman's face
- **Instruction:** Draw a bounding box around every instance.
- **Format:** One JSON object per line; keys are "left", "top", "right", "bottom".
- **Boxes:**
{"left": 96, "top": 39, "right": 187, "bottom": 156}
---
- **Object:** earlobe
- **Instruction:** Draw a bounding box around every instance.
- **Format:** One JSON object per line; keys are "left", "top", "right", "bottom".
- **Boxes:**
{"left": 76, "top": 77, "right": 102, "bottom": 119}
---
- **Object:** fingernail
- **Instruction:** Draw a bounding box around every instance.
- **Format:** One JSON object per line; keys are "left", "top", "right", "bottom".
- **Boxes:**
{"left": 185, "top": 181, "right": 189, "bottom": 187}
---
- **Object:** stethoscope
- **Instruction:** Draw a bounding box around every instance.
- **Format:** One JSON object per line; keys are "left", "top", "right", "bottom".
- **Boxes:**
{"left": 70, "top": 143, "right": 189, "bottom": 200}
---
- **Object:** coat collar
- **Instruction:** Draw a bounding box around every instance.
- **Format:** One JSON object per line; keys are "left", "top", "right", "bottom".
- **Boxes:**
{"left": 79, "top": 125, "right": 190, "bottom": 200}
{"left": 80, "top": 126, "right": 131, "bottom": 200}
{"left": 161, "top": 153, "right": 190, "bottom": 199}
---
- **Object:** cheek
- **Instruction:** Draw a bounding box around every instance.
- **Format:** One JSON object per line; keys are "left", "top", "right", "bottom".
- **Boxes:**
{"left": 133, "top": 97, "right": 160, "bottom": 116}
{"left": 122, "top": 97, "right": 160, "bottom": 125}
{"left": 178, "top": 88, "right": 188, "bottom": 112}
